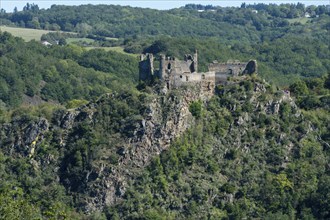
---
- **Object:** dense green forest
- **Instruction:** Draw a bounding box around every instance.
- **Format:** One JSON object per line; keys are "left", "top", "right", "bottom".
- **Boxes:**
{"left": 108, "top": 76, "right": 330, "bottom": 219}
{"left": 0, "top": 31, "right": 138, "bottom": 109}
{"left": 1, "top": 73, "right": 329, "bottom": 219}
{"left": 0, "top": 2, "right": 329, "bottom": 219}
{"left": 1, "top": 3, "right": 329, "bottom": 86}
{"left": 1, "top": 3, "right": 329, "bottom": 39}
{"left": 0, "top": 30, "right": 329, "bottom": 110}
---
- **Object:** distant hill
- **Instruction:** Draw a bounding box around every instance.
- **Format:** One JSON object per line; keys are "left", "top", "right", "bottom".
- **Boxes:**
{"left": 1, "top": 3, "right": 329, "bottom": 41}
{"left": 1, "top": 3, "right": 329, "bottom": 86}
{"left": 0, "top": 31, "right": 138, "bottom": 108}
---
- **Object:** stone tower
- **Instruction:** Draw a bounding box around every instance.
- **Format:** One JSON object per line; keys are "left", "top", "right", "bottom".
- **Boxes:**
{"left": 193, "top": 50, "right": 198, "bottom": 73}
{"left": 158, "top": 54, "right": 166, "bottom": 80}
{"left": 139, "top": 53, "right": 154, "bottom": 81}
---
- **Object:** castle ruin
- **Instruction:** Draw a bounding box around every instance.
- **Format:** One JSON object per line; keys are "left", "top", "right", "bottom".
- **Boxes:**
{"left": 139, "top": 51, "right": 257, "bottom": 91}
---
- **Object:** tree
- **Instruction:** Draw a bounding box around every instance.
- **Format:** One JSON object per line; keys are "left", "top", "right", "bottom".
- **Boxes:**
{"left": 289, "top": 80, "right": 309, "bottom": 96}
{"left": 75, "top": 23, "right": 93, "bottom": 36}
{"left": 189, "top": 101, "right": 202, "bottom": 119}
{"left": 325, "top": 73, "right": 330, "bottom": 89}
{"left": 23, "top": 3, "right": 30, "bottom": 11}
{"left": 0, "top": 186, "right": 42, "bottom": 219}
{"left": 144, "top": 39, "right": 169, "bottom": 54}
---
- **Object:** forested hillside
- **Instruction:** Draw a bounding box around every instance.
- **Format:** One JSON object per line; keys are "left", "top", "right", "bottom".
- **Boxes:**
{"left": 137, "top": 36, "right": 329, "bottom": 85}
{"left": 1, "top": 74, "right": 329, "bottom": 219}
{"left": 1, "top": 3, "right": 329, "bottom": 39}
{"left": 0, "top": 3, "right": 329, "bottom": 219}
{"left": 1, "top": 3, "right": 329, "bottom": 85}
{"left": 109, "top": 76, "right": 330, "bottom": 219}
{"left": 0, "top": 32, "right": 138, "bottom": 109}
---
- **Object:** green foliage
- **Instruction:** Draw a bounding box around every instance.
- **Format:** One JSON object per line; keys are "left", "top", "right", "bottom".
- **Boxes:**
{"left": 78, "top": 49, "right": 139, "bottom": 81}
{"left": 144, "top": 39, "right": 170, "bottom": 54}
{"left": 2, "top": 4, "right": 329, "bottom": 86}
{"left": 289, "top": 74, "right": 330, "bottom": 111}
{"left": 41, "top": 31, "right": 73, "bottom": 45}
{"left": 107, "top": 78, "right": 329, "bottom": 219}
{"left": 0, "top": 88, "right": 146, "bottom": 218}
{"left": 0, "top": 186, "right": 42, "bottom": 219}
{"left": 0, "top": 31, "right": 137, "bottom": 108}
{"left": 65, "top": 99, "right": 89, "bottom": 109}
{"left": 290, "top": 80, "right": 309, "bottom": 96}
{"left": 0, "top": 73, "right": 328, "bottom": 219}
{"left": 3, "top": 3, "right": 329, "bottom": 40}
{"left": 138, "top": 34, "right": 329, "bottom": 85}
{"left": 0, "top": 3, "right": 329, "bottom": 219}
{"left": 0, "top": 147, "right": 82, "bottom": 219}
{"left": 189, "top": 100, "right": 202, "bottom": 119}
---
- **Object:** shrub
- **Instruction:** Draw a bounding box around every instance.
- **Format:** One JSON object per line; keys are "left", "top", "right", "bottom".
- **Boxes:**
{"left": 65, "top": 99, "right": 89, "bottom": 109}
{"left": 189, "top": 101, "right": 202, "bottom": 119}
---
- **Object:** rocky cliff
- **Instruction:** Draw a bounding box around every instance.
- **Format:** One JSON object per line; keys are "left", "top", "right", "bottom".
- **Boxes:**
{"left": 0, "top": 77, "right": 320, "bottom": 216}
{"left": 0, "top": 82, "right": 214, "bottom": 212}
{"left": 77, "top": 85, "right": 211, "bottom": 212}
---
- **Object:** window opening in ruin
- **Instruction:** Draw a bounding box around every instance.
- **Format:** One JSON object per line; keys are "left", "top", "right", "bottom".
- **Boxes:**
{"left": 186, "top": 76, "right": 189, "bottom": 81}
{"left": 167, "top": 82, "right": 170, "bottom": 90}
{"left": 180, "top": 75, "right": 183, "bottom": 79}
{"left": 202, "top": 74, "right": 205, "bottom": 79}
{"left": 190, "top": 63, "right": 195, "bottom": 73}
{"left": 228, "top": 69, "right": 233, "bottom": 74}
{"left": 167, "top": 63, "right": 171, "bottom": 70}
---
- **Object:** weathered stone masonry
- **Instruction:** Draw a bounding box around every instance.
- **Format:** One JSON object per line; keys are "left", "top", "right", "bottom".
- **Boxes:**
{"left": 139, "top": 50, "right": 257, "bottom": 91}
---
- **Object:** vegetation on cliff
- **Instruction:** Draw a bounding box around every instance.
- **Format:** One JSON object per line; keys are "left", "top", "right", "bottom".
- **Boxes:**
{"left": 0, "top": 31, "right": 138, "bottom": 108}
{"left": 0, "top": 2, "right": 329, "bottom": 219}
{"left": 1, "top": 74, "right": 329, "bottom": 219}
{"left": 107, "top": 76, "right": 330, "bottom": 219}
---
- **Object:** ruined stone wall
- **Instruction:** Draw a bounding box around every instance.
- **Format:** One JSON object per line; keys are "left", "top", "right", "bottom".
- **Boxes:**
{"left": 172, "top": 72, "right": 216, "bottom": 88}
{"left": 172, "top": 73, "right": 198, "bottom": 87}
{"left": 215, "top": 73, "right": 229, "bottom": 84}
{"left": 139, "top": 52, "right": 257, "bottom": 88}
{"left": 208, "top": 60, "right": 257, "bottom": 76}
{"left": 160, "top": 58, "right": 193, "bottom": 76}
{"left": 158, "top": 52, "right": 197, "bottom": 81}
{"left": 208, "top": 62, "right": 247, "bottom": 76}
{"left": 139, "top": 54, "right": 154, "bottom": 81}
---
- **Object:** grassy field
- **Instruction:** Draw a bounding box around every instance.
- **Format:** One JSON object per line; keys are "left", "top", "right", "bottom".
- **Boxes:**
{"left": 0, "top": 26, "right": 77, "bottom": 41}
{"left": 0, "top": 26, "right": 136, "bottom": 56}
{"left": 286, "top": 17, "right": 311, "bottom": 24}
{"left": 0, "top": 26, "right": 55, "bottom": 41}
{"left": 66, "top": 38, "right": 95, "bottom": 44}
{"left": 105, "top": 37, "right": 119, "bottom": 41}
{"left": 85, "top": 46, "right": 138, "bottom": 57}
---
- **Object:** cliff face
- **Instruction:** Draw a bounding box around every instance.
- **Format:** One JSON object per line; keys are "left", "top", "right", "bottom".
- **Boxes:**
{"left": 108, "top": 79, "right": 327, "bottom": 220}
{"left": 0, "top": 78, "right": 315, "bottom": 215}
{"left": 80, "top": 87, "right": 209, "bottom": 212}
{"left": 0, "top": 117, "right": 49, "bottom": 158}
{"left": 0, "top": 83, "right": 213, "bottom": 212}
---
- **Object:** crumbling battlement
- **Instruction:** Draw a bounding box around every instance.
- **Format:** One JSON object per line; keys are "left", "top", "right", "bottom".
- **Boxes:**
{"left": 139, "top": 53, "right": 154, "bottom": 81}
{"left": 139, "top": 51, "right": 257, "bottom": 91}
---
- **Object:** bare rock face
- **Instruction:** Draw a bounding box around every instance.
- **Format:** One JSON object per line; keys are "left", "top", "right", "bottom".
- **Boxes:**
{"left": 262, "top": 90, "right": 300, "bottom": 116}
{"left": 1, "top": 80, "right": 302, "bottom": 213}
{"left": 0, "top": 117, "right": 49, "bottom": 157}
{"left": 82, "top": 87, "right": 210, "bottom": 212}
{"left": 1, "top": 88, "right": 198, "bottom": 212}
{"left": 33, "top": 85, "right": 210, "bottom": 213}
{"left": 24, "top": 119, "right": 49, "bottom": 144}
